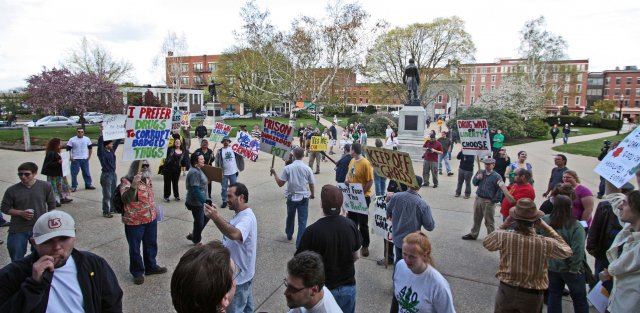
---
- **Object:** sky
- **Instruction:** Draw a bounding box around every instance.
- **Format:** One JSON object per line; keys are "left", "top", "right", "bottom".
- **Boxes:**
{"left": 1, "top": 0, "right": 638, "bottom": 90}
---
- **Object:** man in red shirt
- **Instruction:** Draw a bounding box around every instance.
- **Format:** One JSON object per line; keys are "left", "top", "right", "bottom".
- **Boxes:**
{"left": 422, "top": 134, "right": 443, "bottom": 188}
{"left": 499, "top": 168, "right": 535, "bottom": 220}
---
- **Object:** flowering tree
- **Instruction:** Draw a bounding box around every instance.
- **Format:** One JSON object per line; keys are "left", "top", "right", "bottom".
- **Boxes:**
{"left": 143, "top": 89, "right": 161, "bottom": 106}
{"left": 26, "top": 68, "right": 122, "bottom": 117}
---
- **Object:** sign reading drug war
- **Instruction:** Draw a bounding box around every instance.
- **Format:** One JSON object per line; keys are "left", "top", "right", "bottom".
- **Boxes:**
{"left": 123, "top": 106, "right": 172, "bottom": 161}
{"left": 364, "top": 146, "right": 418, "bottom": 189}
{"left": 259, "top": 118, "right": 294, "bottom": 159}
{"left": 594, "top": 126, "right": 640, "bottom": 188}
{"left": 310, "top": 136, "right": 328, "bottom": 151}
{"left": 457, "top": 119, "right": 492, "bottom": 157}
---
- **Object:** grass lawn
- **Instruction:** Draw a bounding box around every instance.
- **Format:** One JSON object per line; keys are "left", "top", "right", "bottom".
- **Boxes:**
{"left": 552, "top": 133, "right": 629, "bottom": 158}
{"left": 0, "top": 125, "right": 102, "bottom": 142}
{"left": 505, "top": 127, "right": 612, "bottom": 146}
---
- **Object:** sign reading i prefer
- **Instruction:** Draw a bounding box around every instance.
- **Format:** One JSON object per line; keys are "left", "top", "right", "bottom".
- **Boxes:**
{"left": 123, "top": 106, "right": 173, "bottom": 161}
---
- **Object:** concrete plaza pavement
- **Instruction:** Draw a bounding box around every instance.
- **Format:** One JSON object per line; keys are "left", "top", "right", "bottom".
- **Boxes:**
{"left": 0, "top": 128, "right": 621, "bottom": 312}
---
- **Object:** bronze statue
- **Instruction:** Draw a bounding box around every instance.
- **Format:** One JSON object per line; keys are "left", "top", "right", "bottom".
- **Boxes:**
{"left": 208, "top": 79, "right": 223, "bottom": 102}
{"left": 403, "top": 58, "right": 420, "bottom": 102}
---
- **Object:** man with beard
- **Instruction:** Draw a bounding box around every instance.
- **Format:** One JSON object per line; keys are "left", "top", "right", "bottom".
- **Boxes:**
{"left": 0, "top": 211, "right": 123, "bottom": 312}
{"left": 284, "top": 251, "right": 342, "bottom": 313}
{"left": 214, "top": 136, "right": 245, "bottom": 208}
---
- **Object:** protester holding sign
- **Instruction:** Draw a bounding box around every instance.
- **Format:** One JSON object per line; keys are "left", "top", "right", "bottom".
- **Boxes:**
{"left": 308, "top": 129, "right": 322, "bottom": 174}
{"left": 259, "top": 118, "right": 294, "bottom": 161}
{"left": 98, "top": 130, "right": 120, "bottom": 218}
{"left": 344, "top": 143, "right": 374, "bottom": 257}
{"left": 123, "top": 106, "right": 173, "bottom": 161}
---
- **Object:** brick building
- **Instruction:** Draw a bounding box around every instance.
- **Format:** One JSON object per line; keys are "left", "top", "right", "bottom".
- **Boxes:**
{"left": 601, "top": 66, "right": 640, "bottom": 118}
{"left": 165, "top": 53, "right": 221, "bottom": 89}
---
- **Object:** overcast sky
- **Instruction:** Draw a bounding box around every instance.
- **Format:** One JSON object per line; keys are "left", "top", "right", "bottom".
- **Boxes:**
{"left": 1, "top": 0, "right": 638, "bottom": 90}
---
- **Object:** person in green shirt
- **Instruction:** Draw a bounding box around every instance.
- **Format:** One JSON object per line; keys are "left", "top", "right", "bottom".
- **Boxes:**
{"left": 492, "top": 129, "right": 504, "bottom": 158}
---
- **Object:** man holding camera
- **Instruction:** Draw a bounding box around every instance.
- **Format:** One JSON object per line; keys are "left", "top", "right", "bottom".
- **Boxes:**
{"left": 422, "top": 134, "right": 443, "bottom": 188}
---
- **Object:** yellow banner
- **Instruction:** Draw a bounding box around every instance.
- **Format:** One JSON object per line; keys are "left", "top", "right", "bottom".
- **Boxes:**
{"left": 309, "top": 136, "right": 328, "bottom": 151}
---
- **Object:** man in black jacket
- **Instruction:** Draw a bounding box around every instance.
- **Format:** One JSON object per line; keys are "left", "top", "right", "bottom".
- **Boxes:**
{"left": 0, "top": 211, "right": 123, "bottom": 312}
{"left": 194, "top": 122, "right": 208, "bottom": 144}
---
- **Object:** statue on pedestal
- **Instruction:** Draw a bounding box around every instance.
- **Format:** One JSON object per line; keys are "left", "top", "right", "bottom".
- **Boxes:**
{"left": 208, "top": 79, "right": 223, "bottom": 102}
{"left": 403, "top": 58, "right": 420, "bottom": 104}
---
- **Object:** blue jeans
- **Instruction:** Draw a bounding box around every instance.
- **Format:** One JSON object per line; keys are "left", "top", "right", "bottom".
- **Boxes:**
{"left": 374, "top": 172, "right": 387, "bottom": 196}
{"left": 70, "top": 158, "right": 92, "bottom": 189}
{"left": 124, "top": 219, "right": 159, "bottom": 278}
{"left": 7, "top": 231, "right": 34, "bottom": 262}
{"left": 330, "top": 283, "right": 356, "bottom": 313}
{"left": 100, "top": 172, "right": 117, "bottom": 214}
{"left": 547, "top": 271, "right": 589, "bottom": 313}
{"left": 228, "top": 280, "right": 254, "bottom": 313}
{"left": 187, "top": 204, "right": 209, "bottom": 244}
{"left": 438, "top": 152, "right": 452, "bottom": 173}
{"left": 286, "top": 197, "right": 309, "bottom": 247}
{"left": 221, "top": 172, "right": 238, "bottom": 202}
{"left": 563, "top": 133, "right": 569, "bottom": 144}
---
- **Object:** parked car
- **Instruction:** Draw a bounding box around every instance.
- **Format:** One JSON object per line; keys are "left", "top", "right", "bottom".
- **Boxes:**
{"left": 391, "top": 111, "right": 400, "bottom": 117}
{"left": 240, "top": 112, "right": 254, "bottom": 119}
{"left": 27, "top": 116, "right": 78, "bottom": 127}
{"left": 83, "top": 112, "right": 104, "bottom": 123}
{"left": 259, "top": 111, "right": 282, "bottom": 118}
{"left": 0, "top": 121, "right": 8, "bottom": 127}
{"left": 190, "top": 112, "right": 206, "bottom": 121}
{"left": 221, "top": 112, "right": 241, "bottom": 119}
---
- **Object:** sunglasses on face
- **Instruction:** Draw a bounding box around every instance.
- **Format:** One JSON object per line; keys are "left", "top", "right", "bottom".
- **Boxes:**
{"left": 141, "top": 164, "right": 149, "bottom": 168}
{"left": 18, "top": 172, "right": 32, "bottom": 177}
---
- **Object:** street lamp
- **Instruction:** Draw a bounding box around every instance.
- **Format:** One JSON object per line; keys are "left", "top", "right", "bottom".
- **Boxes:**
{"left": 617, "top": 95, "right": 624, "bottom": 135}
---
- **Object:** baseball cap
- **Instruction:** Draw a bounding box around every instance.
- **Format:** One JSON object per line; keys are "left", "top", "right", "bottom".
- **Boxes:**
{"left": 33, "top": 211, "right": 76, "bottom": 245}
{"left": 321, "top": 185, "right": 343, "bottom": 212}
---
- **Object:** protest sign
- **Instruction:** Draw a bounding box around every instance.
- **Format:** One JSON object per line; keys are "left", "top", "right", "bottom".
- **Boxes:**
{"left": 259, "top": 118, "right": 294, "bottom": 159}
{"left": 309, "top": 136, "right": 328, "bottom": 151}
{"left": 594, "top": 126, "right": 640, "bottom": 188}
{"left": 61, "top": 151, "right": 71, "bottom": 177}
{"left": 123, "top": 106, "right": 172, "bottom": 161}
{"left": 201, "top": 165, "right": 223, "bottom": 183}
{"left": 337, "top": 183, "right": 368, "bottom": 215}
{"left": 101, "top": 114, "right": 127, "bottom": 140}
{"left": 171, "top": 110, "right": 182, "bottom": 130}
{"left": 180, "top": 111, "right": 191, "bottom": 127}
{"left": 457, "top": 119, "right": 492, "bottom": 157}
{"left": 232, "top": 131, "right": 260, "bottom": 162}
{"left": 373, "top": 196, "right": 393, "bottom": 242}
{"left": 209, "top": 122, "right": 232, "bottom": 143}
{"left": 364, "top": 146, "right": 418, "bottom": 189}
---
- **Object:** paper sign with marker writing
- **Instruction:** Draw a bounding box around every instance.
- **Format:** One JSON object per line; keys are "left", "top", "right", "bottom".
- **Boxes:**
{"left": 364, "top": 146, "right": 418, "bottom": 189}
{"left": 457, "top": 119, "right": 492, "bottom": 157}
{"left": 101, "top": 115, "right": 127, "bottom": 140}
{"left": 337, "top": 183, "right": 368, "bottom": 215}
{"left": 232, "top": 131, "right": 260, "bottom": 162}
{"left": 309, "top": 136, "right": 328, "bottom": 151}
{"left": 594, "top": 126, "right": 640, "bottom": 188}
{"left": 260, "top": 118, "right": 294, "bottom": 159}
{"left": 123, "top": 106, "right": 172, "bottom": 161}
{"left": 209, "top": 122, "right": 232, "bottom": 143}
{"left": 373, "top": 196, "right": 393, "bottom": 242}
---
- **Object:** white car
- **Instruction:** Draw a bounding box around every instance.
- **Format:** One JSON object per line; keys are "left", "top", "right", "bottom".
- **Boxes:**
{"left": 83, "top": 112, "right": 104, "bottom": 123}
{"left": 221, "top": 112, "right": 241, "bottom": 119}
{"left": 28, "top": 116, "right": 78, "bottom": 127}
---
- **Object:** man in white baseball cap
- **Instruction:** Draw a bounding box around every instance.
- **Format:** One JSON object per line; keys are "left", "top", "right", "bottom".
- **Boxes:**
{"left": 0, "top": 211, "right": 123, "bottom": 312}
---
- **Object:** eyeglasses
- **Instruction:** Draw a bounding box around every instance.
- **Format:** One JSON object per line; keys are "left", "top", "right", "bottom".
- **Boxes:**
{"left": 283, "top": 278, "right": 307, "bottom": 293}
{"left": 141, "top": 164, "right": 149, "bottom": 168}
{"left": 18, "top": 172, "right": 32, "bottom": 177}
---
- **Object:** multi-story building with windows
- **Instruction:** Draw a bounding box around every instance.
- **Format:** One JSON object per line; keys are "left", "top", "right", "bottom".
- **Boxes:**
{"left": 164, "top": 53, "right": 221, "bottom": 89}
{"left": 601, "top": 66, "right": 640, "bottom": 118}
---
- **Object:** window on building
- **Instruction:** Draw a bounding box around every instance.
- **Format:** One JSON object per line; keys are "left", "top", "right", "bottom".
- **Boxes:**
{"left": 208, "top": 62, "right": 217, "bottom": 72}
{"left": 180, "top": 64, "right": 188, "bottom": 73}
{"left": 481, "top": 86, "right": 485, "bottom": 92}
{"left": 636, "top": 88, "right": 640, "bottom": 96}
{"left": 606, "top": 78, "right": 611, "bottom": 85}
{"left": 471, "top": 76, "right": 476, "bottom": 83}
{"left": 576, "top": 85, "right": 582, "bottom": 92}
{"left": 437, "top": 95, "right": 443, "bottom": 103}
{"left": 626, "top": 88, "right": 631, "bottom": 96}
{"left": 471, "top": 86, "right": 475, "bottom": 92}
{"left": 615, "top": 88, "right": 620, "bottom": 96}
{"left": 616, "top": 77, "right": 621, "bottom": 85}
{"left": 462, "top": 86, "right": 465, "bottom": 92}
{"left": 491, "top": 85, "right": 495, "bottom": 91}
{"left": 470, "top": 96, "right": 475, "bottom": 103}
{"left": 170, "top": 64, "right": 178, "bottom": 72}
{"left": 624, "top": 100, "right": 629, "bottom": 107}
{"left": 563, "top": 85, "right": 569, "bottom": 93}
{"left": 575, "top": 96, "right": 581, "bottom": 105}
{"left": 627, "top": 77, "right": 632, "bottom": 84}
{"left": 565, "top": 74, "right": 571, "bottom": 82}
{"left": 194, "top": 75, "right": 203, "bottom": 84}
{"left": 604, "top": 89, "right": 609, "bottom": 96}
{"left": 635, "top": 100, "right": 639, "bottom": 107}
{"left": 552, "top": 84, "right": 558, "bottom": 92}
{"left": 481, "top": 75, "right": 486, "bottom": 83}
{"left": 193, "top": 63, "right": 203, "bottom": 71}
{"left": 491, "top": 75, "right": 496, "bottom": 82}
{"left": 563, "top": 97, "right": 568, "bottom": 105}
{"left": 577, "top": 74, "right": 582, "bottom": 81}
{"left": 637, "top": 77, "right": 640, "bottom": 84}
{"left": 181, "top": 76, "right": 189, "bottom": 85}
{"left": 553, "top": 74, "right": 559, "bottom": 81}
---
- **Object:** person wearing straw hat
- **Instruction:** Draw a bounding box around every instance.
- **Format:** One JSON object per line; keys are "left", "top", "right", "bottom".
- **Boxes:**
{"left": 483, "top": 198, "right": 573, "bottom": 313}
{"left": 461, "top": 157, "right": 503, "bottom": 240}
{"left": 0, "top": 211, "right": 123, "bottom": 312}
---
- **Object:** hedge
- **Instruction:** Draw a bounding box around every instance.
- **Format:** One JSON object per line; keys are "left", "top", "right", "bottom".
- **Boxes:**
{"left": 545, "top": 115, "right": 621, "bottom": 130}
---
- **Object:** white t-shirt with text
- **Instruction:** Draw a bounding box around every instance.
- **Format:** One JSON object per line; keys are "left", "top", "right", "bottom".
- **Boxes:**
{"left": 221, "top": 147, "right": 239, "bottom": 176}
{"left": 393, "top": 261, "right": 456, "bottom": 313}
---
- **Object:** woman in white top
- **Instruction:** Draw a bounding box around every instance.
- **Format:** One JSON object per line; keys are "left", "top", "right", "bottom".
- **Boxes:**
{"left": 386, "top": 131, "right": 399, "bottom": 150}
{"left": 392, "top": 232, "right": 456, "bottom": 313}
{"left": 599, "top": 190, "right": 640, "bottom": 313}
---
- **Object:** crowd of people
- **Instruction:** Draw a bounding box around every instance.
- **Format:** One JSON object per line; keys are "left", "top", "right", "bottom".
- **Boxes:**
{"left": 0, "top": 119, "right": 639, "bottom": 313}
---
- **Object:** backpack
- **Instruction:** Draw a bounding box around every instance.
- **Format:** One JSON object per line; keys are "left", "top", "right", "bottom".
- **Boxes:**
{"left": 111, "top": 178, "right": 130, "bottom": 214}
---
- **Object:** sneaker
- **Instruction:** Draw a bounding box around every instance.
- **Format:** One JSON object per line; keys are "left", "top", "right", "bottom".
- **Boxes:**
{"left": 464, "top": 195, "right": 470, "bottom": 199}
{"left": 439, "top": 171, "right": 443, "bottom": 175}
{"left": 103, "top": 213, "right": 113, "bottom": 218}
{"left": 454, "top": 194, "right": 461, "bottom": 197}
{"left": 71, "top": 187, "right": 77, "bottom": 192}
{"left": 133, "top": 276, "right": 144, "bottom": 285}
{"left": 186, "top": 233, "right": 194, "bottom": 241}
{"left": 174, "top": 197, "right": 181, "bottom": 201}
{"left": 433, "top": 185, "right": 438, "bottom": 188}
{"left": 314, "top": 171, "right": 320, "bottom": 174}
{"left": 0, "top": 221, "right": 10, "bottom": 227}
{"left": 56, "top": 202, "right": 61, "bottom": 208}
{"left": 221, "top": 202, "right": 227, "bottom": 208}
{"left": 86, "top": 186, "right": 96, "bottom": 190}
{"left": 461, "top": 234, "right": 477, "bottom": 240}
{"left": 163, "top": 198, "right": 170, "bottom": 202}
{"left": 361, "top": 247, "right": 370, "bottom": 257}
{"left": 376, "top": 259, "right": 393, "bottom": 266}
{"left": 286, "top": 235, "right": 292, "bottom": 241}
{"left": 146, "top": 267, "right": 168, "bottom": 275}
{"left": 422, "top": 182, "right": 430, "bottom": 187}
{"left": 447, "top": 172, "right": 454, "bottom": 176}
{"left": 60, "top": 198, "right": 73, "bottom": 204}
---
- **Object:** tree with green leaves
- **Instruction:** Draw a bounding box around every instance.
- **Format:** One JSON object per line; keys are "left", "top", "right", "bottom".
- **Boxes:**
{"left": 592, "top": 99, "right": 617, "bottom": 117}
{"left": 61, "top": 36, "right": 133, "bottom": 84}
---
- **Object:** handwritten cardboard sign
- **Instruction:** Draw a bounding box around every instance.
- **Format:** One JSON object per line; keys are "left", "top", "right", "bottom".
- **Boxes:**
{"left": 364, "top": 146, "right": 418, "bottom": 189}
{"left": 61, "top": 151, "right": 71, "bottom": 177}
{"left": 180, "top": 111, "right": 191, "bottom": 127}
{"left": 337, "top": 183, "right": 368, "bottom": 215}
{"left": 457, "top": 119, "right": 492, "bottom": 157}
{"left": 373, "top": 196, "right": 393, "bottom": 242}
{"left": 209, "top": 122, "right": 232, "bottom": 143}
{"left": 123, "top": 106, "right": 172, "bottom": 161}
{"left": 201, "top": 165, "right": 223, "bottom": 183}
{"left": 101, "top": 114, "right": 127, "bottom": 140}
{"left": 260, "top": 118, "right": 294, "bottom": 159}
{"left": 232, "top": 131, "right": 260, "bottom": 162}
{"left": 594, "top": 127, "right": 640, "bottom": 188}
{"left": 310, "top": 136, "right": 328, "bottom": 151}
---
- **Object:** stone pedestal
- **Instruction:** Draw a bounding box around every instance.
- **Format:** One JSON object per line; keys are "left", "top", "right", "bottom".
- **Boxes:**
{"left": 397, "top": 104, "right": 426, "bottom": 161}
{"left": 204, "top": 102, "right": 219, "bottom": 129}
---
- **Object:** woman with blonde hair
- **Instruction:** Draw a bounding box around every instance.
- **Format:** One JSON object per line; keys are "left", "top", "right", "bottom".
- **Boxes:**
{"left": 391, "top": 232, "right": 456, "bottom": 313}
{"left": 561, "top": 170, "right": 595, "bottom": 224}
